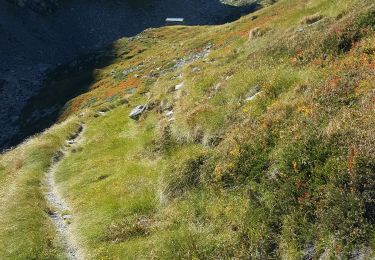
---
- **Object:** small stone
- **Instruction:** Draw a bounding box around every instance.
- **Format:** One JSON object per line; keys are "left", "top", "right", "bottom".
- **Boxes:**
{"left": 62, "top": 214, "right": 73, "bottom": 220}
{"left": 297, "top": 27, "right": 305, "bottom": 32}
{"left": 175, "top": 83, "right": 184, "bottom": 91}
{"left": 97, "top": 111, "right": 106, "bottom": 116}
{"left": 67, "top": 140, "right": 75, "bottom": 145}
{"left": 165, "top": 110, "right": 174, "bottom": 117}
{"left": 245, "top": 86, "right": 262, "bottom": 101}
{"left": 129, "top": 104, "right": 147, "bottom": 120}
{"left": 245, "top": 91, "right": 262, "bottom": 102}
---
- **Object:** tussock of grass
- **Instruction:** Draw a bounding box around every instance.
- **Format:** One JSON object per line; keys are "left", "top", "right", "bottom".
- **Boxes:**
{"left": 163, "top": 148, "right": 209, "bottom": 199}
{"left": 105, "top": 214, "right": 151, "bottom": 243}
{"left": 301, "top": 13, "right": 323, "bottom": 25}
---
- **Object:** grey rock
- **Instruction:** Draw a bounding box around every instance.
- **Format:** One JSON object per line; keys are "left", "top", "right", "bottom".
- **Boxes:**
{"left": 129, "top": 104, "right": 147, "bottom": 120}
{"left": 245, "top": 85, "right": 262, "bottom": 101}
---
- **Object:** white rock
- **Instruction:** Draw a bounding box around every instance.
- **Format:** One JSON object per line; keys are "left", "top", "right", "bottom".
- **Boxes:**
{"left": 175, "top": 83, "right": 184, "bottom": 91}
{"left": 62, "top": 214, "right": 73, "bottom": 220}
{"left": 165, "top": 110, "right": 174, "bottom": 117}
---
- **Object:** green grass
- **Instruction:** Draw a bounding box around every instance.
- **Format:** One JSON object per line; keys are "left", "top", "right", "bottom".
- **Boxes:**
{"left": 0, "top": 118, "right": 81, "bottom": 259}
{"left": 53, "top": 106, "right": 161, "bottom": 258}
{"left": 1, "top": 0, "right": 374, "bottom": 258}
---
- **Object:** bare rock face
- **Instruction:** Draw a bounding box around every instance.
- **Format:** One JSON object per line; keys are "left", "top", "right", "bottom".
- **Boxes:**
{"left": 6, "top": 0, "right": 62, "bottom": 14}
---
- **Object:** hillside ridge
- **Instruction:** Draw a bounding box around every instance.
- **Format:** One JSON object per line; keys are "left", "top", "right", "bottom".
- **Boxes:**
{"left": 0, "top": 0, "right": 374, "bottom": 259}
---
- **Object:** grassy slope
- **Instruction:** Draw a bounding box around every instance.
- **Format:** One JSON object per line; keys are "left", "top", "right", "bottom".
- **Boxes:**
{"left": 1, "top": 0, "right": 374, "bottom": 258}
{"left": 0, "top": 118, "right": 82, "bottom": 259}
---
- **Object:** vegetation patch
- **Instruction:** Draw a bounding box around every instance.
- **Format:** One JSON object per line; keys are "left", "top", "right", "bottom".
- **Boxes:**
{"left": 105, "top": 214, "right": 152, "bottom": 243}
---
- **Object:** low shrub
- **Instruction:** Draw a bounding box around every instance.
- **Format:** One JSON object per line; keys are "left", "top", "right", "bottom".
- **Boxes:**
{"left": 322, "top": 8, "right": 375, "bottom": 55}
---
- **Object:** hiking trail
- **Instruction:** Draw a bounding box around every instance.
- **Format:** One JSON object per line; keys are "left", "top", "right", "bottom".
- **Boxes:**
{"left": 44, "top": 124, "right": 85, "bottom": 260}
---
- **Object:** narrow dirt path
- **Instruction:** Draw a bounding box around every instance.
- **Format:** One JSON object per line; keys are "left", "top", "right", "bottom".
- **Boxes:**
{"left": 44, "top": 124, "right": 85, "bottom": 260}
